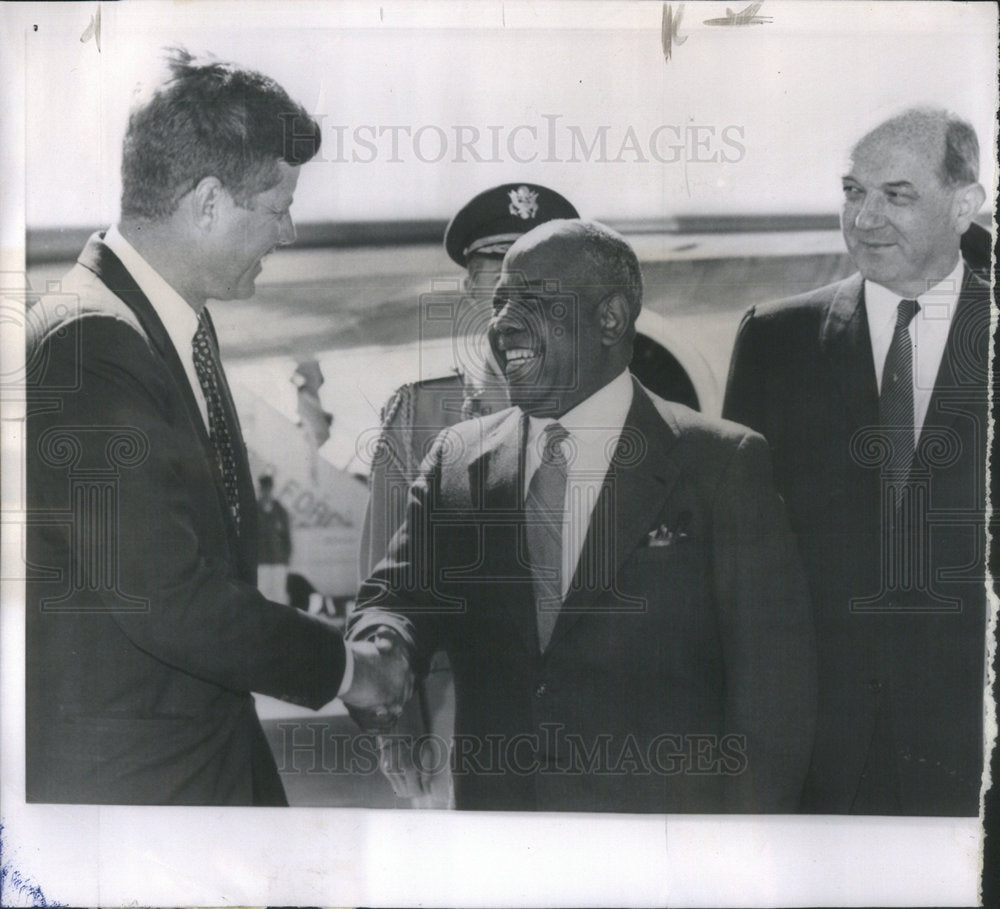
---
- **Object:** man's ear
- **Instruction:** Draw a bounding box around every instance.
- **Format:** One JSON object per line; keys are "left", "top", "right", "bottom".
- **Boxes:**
{"left": 598, "top": 293, "right": 631, "bottom": 346}
{"left": 190, "top": 176, "right": 226, "bottom": 231}
{"left": 953, "top": 182, "right": 986, "bottom": 233}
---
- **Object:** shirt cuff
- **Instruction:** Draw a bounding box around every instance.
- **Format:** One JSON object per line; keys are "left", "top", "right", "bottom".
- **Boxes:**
{"left": 336, "top": 640, "right": 354, "bottom": 698}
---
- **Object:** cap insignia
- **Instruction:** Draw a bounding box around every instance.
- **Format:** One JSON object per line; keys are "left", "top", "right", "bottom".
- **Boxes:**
{"left": 508, "top": 185, "right": 539, "bottom": 220}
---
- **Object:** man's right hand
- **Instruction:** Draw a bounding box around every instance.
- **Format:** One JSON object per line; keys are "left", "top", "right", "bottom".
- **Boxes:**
{"left": 341, "top": 633, "right": 414, "bottom": 722}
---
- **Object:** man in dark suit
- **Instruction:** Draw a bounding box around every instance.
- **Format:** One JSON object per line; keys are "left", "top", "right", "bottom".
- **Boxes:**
{"left": 25, "top": 49, "right": 410, "bottom": 806}
{"left": 724, "top": 108, "right": 989, "bottom": 815}
{"left": 359, "top": 183, "right": 579, "bottom": 807}
{"left": 350, "top": 219, "right": 816, "bottom": 813}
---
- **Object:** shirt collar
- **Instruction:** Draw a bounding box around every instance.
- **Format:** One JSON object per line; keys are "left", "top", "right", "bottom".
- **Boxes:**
{"left": 864, "top": 257, "right": 965, "bottom": 323}
{"left": 528, "top": 368, "right": 634, "bottom": 442}
{"left": 559, "top": 368, "right": 633, "bottom": 435}
{"left": 103, "top": 225, "right": 201, "bottom": 346}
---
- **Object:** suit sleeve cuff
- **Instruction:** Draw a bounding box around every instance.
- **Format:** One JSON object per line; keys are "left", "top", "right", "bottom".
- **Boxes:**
{"left": 348, "top": 612, "right": 416, "bottom": 651}
{"left": 336, "top": 642, "right": 355, "bottom": 698}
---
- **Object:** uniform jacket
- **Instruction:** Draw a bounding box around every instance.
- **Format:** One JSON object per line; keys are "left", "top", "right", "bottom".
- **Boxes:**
{"left": 359, "top": 360, "right": 510, "bottom": 581}
{"left": 352, "top": 379, "right": 817, "bottom": 813}
{"left": 25, "top": 233, "right": 345, "bottom": 806}
{"left": 723, "top": 267, "right": 989, "bottom": 815}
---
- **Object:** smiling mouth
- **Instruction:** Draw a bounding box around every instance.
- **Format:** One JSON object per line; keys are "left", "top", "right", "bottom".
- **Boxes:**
{"left": 502, "top": 347, "right": 541, "bottom": 378}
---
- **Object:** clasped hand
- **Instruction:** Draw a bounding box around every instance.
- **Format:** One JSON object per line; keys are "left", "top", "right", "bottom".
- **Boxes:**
{"left": 341, "top": 630, "right": 414, "bottom": 726}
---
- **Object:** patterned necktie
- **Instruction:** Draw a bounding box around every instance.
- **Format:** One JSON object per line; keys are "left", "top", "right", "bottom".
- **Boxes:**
{"left": 879, "top": 298, "right": 919, "bottom": 493}
{"left": 192, "top": 310, "right": 241, "bottom": 532}
{"left": 526, "top": 422, "right": 570, "bottom": 651}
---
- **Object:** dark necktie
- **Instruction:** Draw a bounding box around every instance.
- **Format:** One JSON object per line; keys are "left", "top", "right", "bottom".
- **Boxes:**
{"left": 879, "top": 298, "right": 919, "bottom": 494}
{"left": 526, "top": 422, "right": 569, "bottom": 651}
{"left": 192, "top": 310, "right": 241, "bottom": 532}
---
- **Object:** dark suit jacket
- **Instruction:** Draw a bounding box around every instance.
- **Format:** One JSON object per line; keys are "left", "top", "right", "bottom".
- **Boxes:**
{"left": 352, "top": 378, "right": 816, "bottom": 813}
{"left": 724, "top": 267, "right": 989, "bottom": 815}
{"left": 25, "top": 233, "right": 346, "bottom": 806}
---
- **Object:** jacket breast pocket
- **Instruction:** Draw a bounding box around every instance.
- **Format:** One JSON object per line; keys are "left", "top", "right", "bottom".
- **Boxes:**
{"left": 628, "top": 540, "right": 698, "bottom": 565}
{"left": 621, "top": 538, "right": 707, "bottom": 597}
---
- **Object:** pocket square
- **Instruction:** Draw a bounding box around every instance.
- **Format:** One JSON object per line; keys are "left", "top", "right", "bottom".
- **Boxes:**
{"left": 646, "top": 511, "right": 693, "bottom": 547}
{"left": 646, "top": 524, "right": 690, "bottom": 547}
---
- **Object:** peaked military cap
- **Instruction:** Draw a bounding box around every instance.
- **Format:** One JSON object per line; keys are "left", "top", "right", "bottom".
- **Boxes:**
{"left": 444, "top": 183, "right": 579, "bottom": 267}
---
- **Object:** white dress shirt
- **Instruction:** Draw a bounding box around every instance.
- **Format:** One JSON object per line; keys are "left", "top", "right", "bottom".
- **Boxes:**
{"left": 865, "top": 257, "right": 965, "bottom": 445}
{"left": 103, "top": 227, "right": 356, "bottom": 695}
{"left": 103, "top": 226, "right": 210, "bottom": 431}
{"left": 524, "top": 369, "right": 634, "bottom": 599}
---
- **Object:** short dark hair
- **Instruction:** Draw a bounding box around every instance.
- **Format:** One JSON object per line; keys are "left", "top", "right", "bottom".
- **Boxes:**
{"left": 576, "top": 220, "right": 644, "bottom": 324}
{"left": 121, "top": 47, "right": 322, "bottom": 220}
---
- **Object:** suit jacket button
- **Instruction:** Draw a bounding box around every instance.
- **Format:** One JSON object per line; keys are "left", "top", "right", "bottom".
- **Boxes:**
{"left": 534, "top": 682, "right": 547, "bottom": 698}
{"left": 869, "top": 679, "right": 882, "bottom": 693}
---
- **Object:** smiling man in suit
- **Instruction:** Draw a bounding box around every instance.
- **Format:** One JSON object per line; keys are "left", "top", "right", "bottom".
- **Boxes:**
{"left": 25, "top": 49, "right": 411, "bottom": 806}
{"left": 350, "top": 219, "right": 816, "bottom": 813}
{"left": 724, "top": 108, "right": 990, "bottom": 815}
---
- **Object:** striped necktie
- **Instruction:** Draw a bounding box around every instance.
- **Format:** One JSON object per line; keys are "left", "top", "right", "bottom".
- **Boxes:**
{"left": 879, "top": 298, "right": 919, "bottom": 494}
{"left": 526, "top": 422, "right": 570, "bottom": 651}
{"left": 192, "top": 310, "right": 241, "bottom": 532}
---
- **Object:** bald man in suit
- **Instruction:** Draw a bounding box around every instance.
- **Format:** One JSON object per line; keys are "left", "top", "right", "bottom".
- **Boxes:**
{"left": 351, "top": 220, "right": 816, "bottom": 813}
{"left": 724, "top": 108, "right": 990, "bottom": 815}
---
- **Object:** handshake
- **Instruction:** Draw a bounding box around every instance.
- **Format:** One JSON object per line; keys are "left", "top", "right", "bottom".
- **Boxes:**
{"left": 340, "top": 628, "right": 415, "bottom": 730}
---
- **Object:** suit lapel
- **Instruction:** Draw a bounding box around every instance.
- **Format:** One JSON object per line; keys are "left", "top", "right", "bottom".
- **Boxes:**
{"left": 818, "top": 267, "right": 988, "bottom": 486}
{"left": 78, "top": 234, "right": 210, "bottom": 447}
{"left": 818, "top": 273, "right": 880, "bottom": 431}
{"left": 917, "top": 267, "right": 989, "bottom": 444}
{"left": 475, "top": 410, "right": 527, "bottom": 512}
{"left": 78, "top": 234, "right": 248, "bottom": 563}
{"left": 472, "top": 411, "right": 538, "bottom": 653}
{"left": 548, "top": 380, "right": 681, "bottom": 651}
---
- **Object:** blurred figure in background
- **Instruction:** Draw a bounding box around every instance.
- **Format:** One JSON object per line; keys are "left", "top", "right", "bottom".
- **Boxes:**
{"left": 959, "top": 219, "right": 992, "bottom": 281}
{"left": 257, "top": 474, "right": 292, "bottom": 605}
